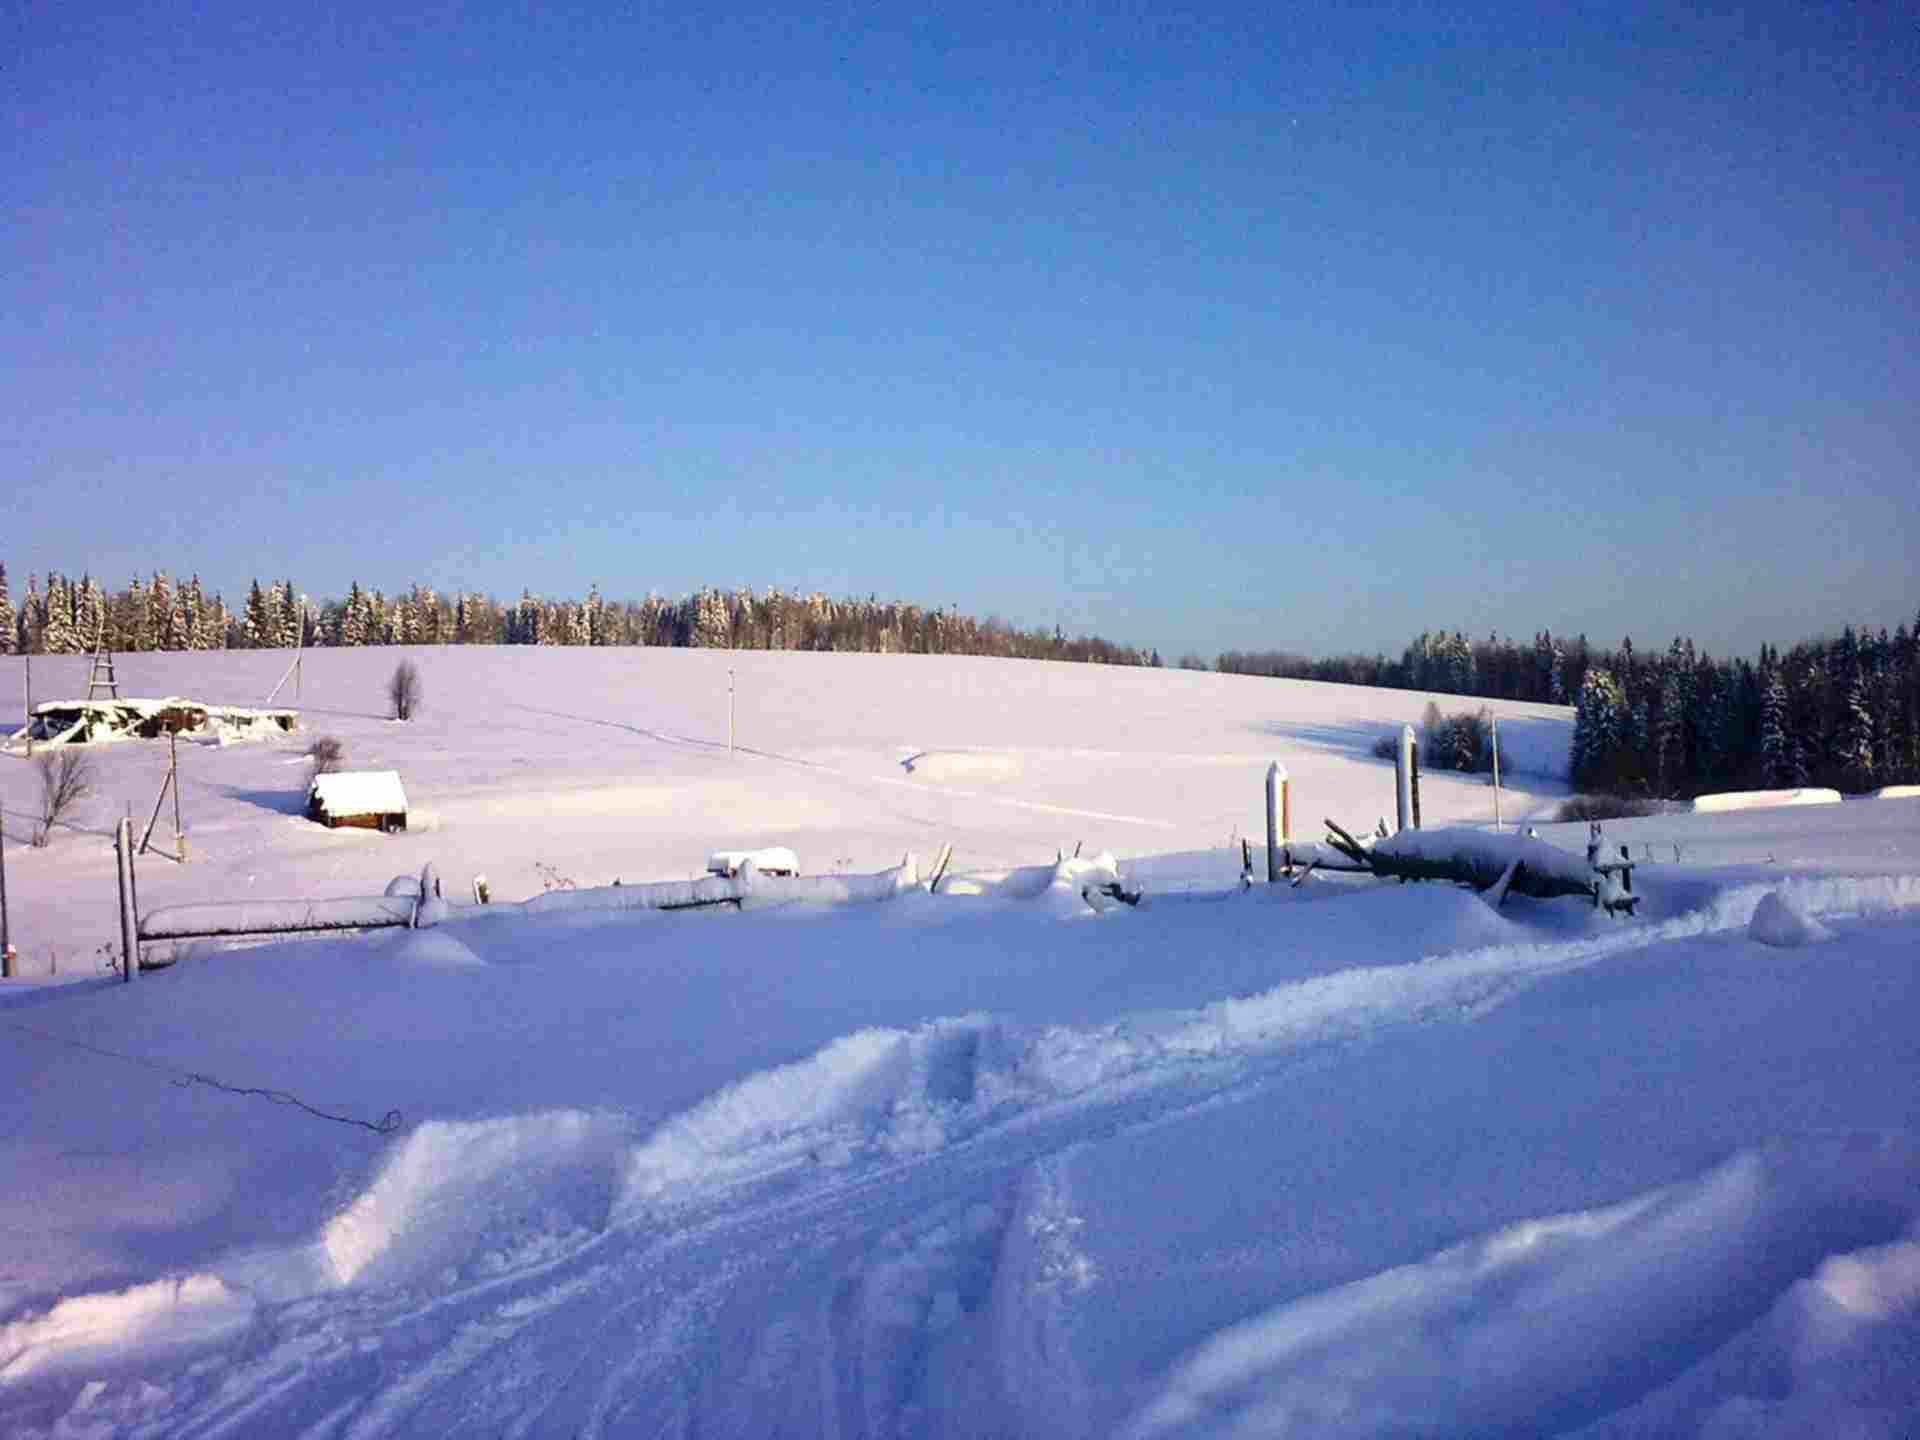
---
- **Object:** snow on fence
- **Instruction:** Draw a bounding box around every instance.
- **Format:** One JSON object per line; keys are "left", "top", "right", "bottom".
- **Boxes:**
{"left": 1692, "top": 787, "right": 1843, "bottom": 814}
{"left": 140, "top": 896, "right": 423, "bottom": 941}
{"left": 525, "top": 855, "right": 922, "bottom": 916}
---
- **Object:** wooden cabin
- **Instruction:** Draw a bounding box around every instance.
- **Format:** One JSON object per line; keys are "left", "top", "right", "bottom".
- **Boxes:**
{"left": 308, "top": 770, "right": 409, "bottom": 833}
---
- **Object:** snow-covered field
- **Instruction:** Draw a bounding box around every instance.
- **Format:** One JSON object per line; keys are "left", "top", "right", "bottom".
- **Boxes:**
{"left": 1, "top": 648, "right": 1916, "bottom": 1438}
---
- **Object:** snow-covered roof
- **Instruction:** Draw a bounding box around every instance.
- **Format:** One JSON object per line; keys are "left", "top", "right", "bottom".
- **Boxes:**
{"left": 309, "top": 770, "right": 408, "bottom": 815}
{"left": 708, "top": 847, "right": 800, "bottom": 876}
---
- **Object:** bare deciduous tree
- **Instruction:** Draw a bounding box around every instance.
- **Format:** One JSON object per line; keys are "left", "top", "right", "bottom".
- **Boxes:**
{"left": 388, "top": 659, "right": 422, "bottom": 721}
{"left": 306, "top": 734, "right": 345, "bottom": 775}
{"left": 35, "top": 749, "right": 93, "bottom": 846}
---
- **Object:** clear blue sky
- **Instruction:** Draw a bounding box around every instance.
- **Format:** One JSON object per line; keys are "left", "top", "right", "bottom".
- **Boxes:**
{"left": 7, "top": 1, "right": 1916, "bottom": 662}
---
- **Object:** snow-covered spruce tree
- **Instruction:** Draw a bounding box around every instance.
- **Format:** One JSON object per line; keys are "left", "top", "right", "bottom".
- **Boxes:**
{"left": 146, "top": 573, "right": 173, "bottom": 650}
{"left": 243, "top": 580, "right": 269, "bottom": 648}
{"left": 691, "top": 587, "right": 731, "bottom": 648}
{"left": 0, "top": 562, "right": 15, "bottom": 656}
{"left": 75, "top": 575, "right": 105, "bottom": 652}
{"left": 1570, "top": 666, "right": 1627, "bottom": 790}
{"left": 273, "top": 581, "right": 301, "bottom": 648}
{"left": 42, "top": 574, "right": 78, "bottom": 655}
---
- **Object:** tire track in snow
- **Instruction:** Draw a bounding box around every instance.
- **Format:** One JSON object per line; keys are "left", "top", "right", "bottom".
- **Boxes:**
{"left": 74, "top": 875, "right": 1920, "bottom": 1437}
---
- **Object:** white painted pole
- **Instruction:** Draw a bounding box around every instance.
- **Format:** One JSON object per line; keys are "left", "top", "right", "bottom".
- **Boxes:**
{"left": 1265, "top": 762, "right": 1288, "bottom": 883}
{"left": 1491, "top": 714, "right": 1502, "bottom": 831}
{"left": 728, "top": 668, "right": 736, "bottom": 757}
{"left": 115, "top": 818, "right": 137, "bottom": 984}
{"left": 1396, "top": 725, "right": 1415, "bottom": 833}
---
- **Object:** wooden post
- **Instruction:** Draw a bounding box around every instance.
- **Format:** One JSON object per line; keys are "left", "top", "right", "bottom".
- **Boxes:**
{"left": 1491, "top": 713, "right": 1502, "bottom": 831}
{"left": 1265, "top": 762, "right": 1288, "bottom": 883}
{"left": 23, "top": 654, "right": 31, "bottom": 758}
{"left": 1411, "top": 742, "right": 1422, "bottom": 830}
{"left": 1, "top": 792, "right": 12, "bottom": 978}
{"left": 170, "top": 730, "right": 186, "bottom": 860}
{"left": 1395, "top": 725, "right": 1415, "bottom": 832}
{"left": 115, "top": 818, "right": 137, "bottom": 983}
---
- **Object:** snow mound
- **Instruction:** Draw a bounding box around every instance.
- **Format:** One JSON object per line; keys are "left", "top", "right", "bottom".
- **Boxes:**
{"left": 0, "top": 1274, "right": 253, "bottom": 1383}
{"left": 1125, "top": 1135, "right": 1920, "bottom": 1440}
{"left": 1749, "top": 889, "right": 1832, "bottom": 948}
{"left": 618, "top": 1016, "right": 1019, "bottom": 1212}
{"left": 322, "top": 1111, "right": 626, "bottom": 1288}
{"left": 1694, "top": 787, "right": 1843, "bottom": 813}
{"left": 1871, "top": 784, "right": 1920, "bottom": 800}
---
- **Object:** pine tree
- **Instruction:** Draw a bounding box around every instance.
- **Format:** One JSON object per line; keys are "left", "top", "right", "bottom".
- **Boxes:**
{"left": 1570, "top": 667, "right": 1626, "bottom": 788}
{"left": 147, "top": 573, "right": 174, "bottom": 650}
{"left": 692, "top": 587, "right": 731, "bottom": 648}
{"left": 0, "top": 563, "right": 14, "bottom": 656}
{"left": 42, "top": 574, "right": 78, "bottom": 655}
{"left": 1759, "top": 651, "right": 1789, "bottom": 786}
{"left": 243, "top": 580, "right": 269, "bottom": 648}
{"left": 339, "top": 583, "right": 368, "bottom": 646}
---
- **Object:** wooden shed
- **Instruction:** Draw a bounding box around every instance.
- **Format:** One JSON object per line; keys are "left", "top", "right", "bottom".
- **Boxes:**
{"left": 308, "top": 770, "right": 410, "bottom": 833}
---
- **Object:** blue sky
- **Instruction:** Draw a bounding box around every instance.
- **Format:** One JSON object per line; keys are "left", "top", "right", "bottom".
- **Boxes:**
{"left": 7, "top": 1, "right": 1916, "bottom": 662}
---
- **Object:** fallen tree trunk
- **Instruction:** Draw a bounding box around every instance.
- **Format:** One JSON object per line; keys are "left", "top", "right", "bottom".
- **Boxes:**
{"left": 1323, "top": 821, "right": 1640, "bottom": 915}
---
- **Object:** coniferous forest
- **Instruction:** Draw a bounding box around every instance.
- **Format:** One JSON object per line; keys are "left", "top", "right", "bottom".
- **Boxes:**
{"left": 3, "top": 563, "right": 1913, "bottom": 798}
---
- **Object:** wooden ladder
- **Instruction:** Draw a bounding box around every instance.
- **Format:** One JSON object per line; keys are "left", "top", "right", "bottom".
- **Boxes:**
{"left": 86, "top": 611, "right": 120, "bottom": 701}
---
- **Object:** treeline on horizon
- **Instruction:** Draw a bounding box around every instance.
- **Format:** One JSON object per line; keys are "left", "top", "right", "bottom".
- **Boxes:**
{"left": 5, "top": 564, "right": 1913, "bottom": 797}
{"left": 0, "top": 566, "right": 1159, "bottom": 668}
{"left": 1218, "top": 623, "right": 1920, "bottom": 797}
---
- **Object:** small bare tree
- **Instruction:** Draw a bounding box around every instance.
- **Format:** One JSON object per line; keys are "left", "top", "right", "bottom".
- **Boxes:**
{"left": 388, "top": 659, "right": 422, "bottom": 722}
{"left": 306, "top": 734, "right": 346, "bottom": 776}
{"left": 35, "top": 749, "right": 94, "bottom": 846}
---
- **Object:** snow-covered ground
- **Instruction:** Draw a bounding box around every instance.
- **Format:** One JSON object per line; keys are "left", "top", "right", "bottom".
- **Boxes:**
{"left": 1, "top": 648, "right": 1916, "bottom": 1438}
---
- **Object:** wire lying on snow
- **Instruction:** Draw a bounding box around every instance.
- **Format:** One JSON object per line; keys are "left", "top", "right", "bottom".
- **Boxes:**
{"left": 5, "top": 1018, "right": 404, "bottom": 1135}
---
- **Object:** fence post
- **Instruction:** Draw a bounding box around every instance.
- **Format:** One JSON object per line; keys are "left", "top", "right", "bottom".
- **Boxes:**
{"left": 1265, "top": 762, "right": 1289, "bottom": 883}
{"left": 115, "top": 818, "right": 137, "bottom": 983}
{"left": 1491, "top": 713, "right": 1502, "bottom": 831}
{"left": 1396, "top": 725, "right": 1415, "bottom": 832}
{"left": 1, "top": 791, "right": 11, "bottom": 978}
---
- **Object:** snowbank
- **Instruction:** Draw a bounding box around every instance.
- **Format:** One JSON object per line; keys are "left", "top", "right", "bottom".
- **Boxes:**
{"left": 1749, "top": 889, "right": 1831, "bottom": 947}
{"left": 1694, "top": 787, "right": 1843, "bottom": 813}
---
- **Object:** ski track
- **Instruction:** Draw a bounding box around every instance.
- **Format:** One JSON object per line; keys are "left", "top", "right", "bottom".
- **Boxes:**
{"left": 507, "top": 700, "right": 1179, "bottom": 832}
{"left": 14, "top": 870, "right": 1912, "bottom": 1438}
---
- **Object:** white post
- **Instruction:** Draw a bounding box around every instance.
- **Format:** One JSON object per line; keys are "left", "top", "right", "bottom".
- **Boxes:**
{"left": 1265, "top": 762, "right": 1289, "bottom": 883}
{"left": 115, "top": 818, "right": 137, "bottom": 984}
{"left": 1491, "top": 714, "right": 1502, "bottom": 831}
{"left": 1396, "top": 725, "right": 1415, "bottom": 832}
{"left": 728, "top": 668, "right": 736, "bottom": 757}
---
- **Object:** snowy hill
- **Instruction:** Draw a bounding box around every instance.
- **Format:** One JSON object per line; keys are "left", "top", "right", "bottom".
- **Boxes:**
{"left": 1, "top": 648, "right": 1916, "bottom": 1437}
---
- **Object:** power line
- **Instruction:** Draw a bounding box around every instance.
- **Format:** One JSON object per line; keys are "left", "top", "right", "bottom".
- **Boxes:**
{"left": 5, "top": 1018, "right": 403, "bottom": 1135}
